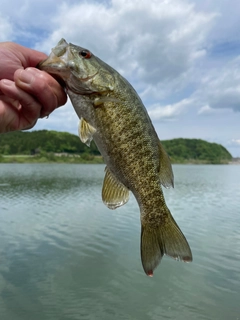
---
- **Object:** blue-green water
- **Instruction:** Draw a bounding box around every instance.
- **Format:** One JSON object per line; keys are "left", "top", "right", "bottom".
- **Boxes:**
{"left": 0, "top": 164, "right": 239, "bottom": 320}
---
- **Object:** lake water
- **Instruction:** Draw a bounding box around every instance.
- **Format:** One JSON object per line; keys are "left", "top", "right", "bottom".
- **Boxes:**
{"left": 0, "top": 164, "right": 239, "bottom": 320}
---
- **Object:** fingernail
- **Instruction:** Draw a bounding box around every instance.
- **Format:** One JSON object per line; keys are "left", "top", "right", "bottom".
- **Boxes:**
{"left": 18, "top": 67, "right": 41, "bottom": 84}
{"left": 18, "top": 69, "right": 34, "bottom": 84}
{"left": 25, "top": 67, "right": 41, "bottom": 74}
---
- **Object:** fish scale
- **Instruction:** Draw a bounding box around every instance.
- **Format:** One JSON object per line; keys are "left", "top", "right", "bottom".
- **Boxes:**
{"left": 38, "top": 38, "right": 192, "bottom": 276}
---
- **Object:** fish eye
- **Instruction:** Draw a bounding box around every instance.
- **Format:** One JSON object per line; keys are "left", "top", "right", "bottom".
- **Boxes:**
{"left": 79, "top": 50, "right": 92, "bottom": 59}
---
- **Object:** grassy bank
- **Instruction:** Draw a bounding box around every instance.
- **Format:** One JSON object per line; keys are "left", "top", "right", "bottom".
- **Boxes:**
{"left": 169, "top": 157, "right": 231, "bottom": 164}
{"left": 0, "top": 153, "right": 231, "bottom": 165}
{"left": 0, "top": 153, "right": 104, "bottom": 164}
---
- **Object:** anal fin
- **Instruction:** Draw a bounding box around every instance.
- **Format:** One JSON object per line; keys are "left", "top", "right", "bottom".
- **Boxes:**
{"left": 102, "top": 167, "right": 129, "bottom": 209}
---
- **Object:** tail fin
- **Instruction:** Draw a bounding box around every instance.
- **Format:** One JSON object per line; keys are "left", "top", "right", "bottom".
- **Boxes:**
{"left": 141, "top": 214, "right": 192, "bottom": 276}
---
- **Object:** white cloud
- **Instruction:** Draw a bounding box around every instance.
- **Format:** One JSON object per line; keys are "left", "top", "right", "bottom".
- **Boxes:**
{"left": 148, "top": 98, "right": 194, "bottom": 121}
{"left": 229, "top": 139, "right": 240, "bottom": 146}
{"left": 198, "top": 105, "right": 213, "bottom": 115}
{"left": 0, "top": 14, "right": 14, "bottom": 41}
{"left": 36, "top": 0, "right": 215, "bottom": 88}
{"left": 31, "top": 0, "right": 218, "bottom": 126}
{"left": 30, "top": 0, "right": 240, "bottom": 149}
{"left": 197, "top": 105, "right": 231, "bottom": 115}
{"left": 193, "top": 0, "right": 240, "bottom": 44}
{"left": 224, "top": 139, "right": 240, "bottom": 157}
{"left": 0, "top": 0, "right": 62, "bottom": 30}
{"left": 34, "top": 100, "right": 79, "bottom": 134}
{"left": 1, "top": 0, "right": 240, "bottom": 155}
{"left": 195, "top": 56, "right": 240, "bottom": 112}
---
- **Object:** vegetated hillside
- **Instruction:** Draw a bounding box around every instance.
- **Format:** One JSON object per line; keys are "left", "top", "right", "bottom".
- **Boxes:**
{"left": 0, "top": 131, "right": 232, "bottom": 163}
{"left": 161, "top": 138, "right": 232, "bottom": 164}
{"left": 0, "top": 130, "right": 100, "bottom": 156}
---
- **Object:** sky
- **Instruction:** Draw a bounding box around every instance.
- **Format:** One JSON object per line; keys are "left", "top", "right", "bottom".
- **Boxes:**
{"left": 1, "top": 0, "right": 240, "bottom": 156}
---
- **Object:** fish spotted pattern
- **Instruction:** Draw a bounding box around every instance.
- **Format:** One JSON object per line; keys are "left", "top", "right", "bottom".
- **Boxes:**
{"left": 38, "top": 39, "right": 192, "bottom": 276}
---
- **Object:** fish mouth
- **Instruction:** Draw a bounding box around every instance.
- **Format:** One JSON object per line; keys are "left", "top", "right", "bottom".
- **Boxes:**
{"left": 37, "top": 57, "right": 67, "bottom": 89}
{"left": 37, "top": 38, "right": 99, "bottom": 93}
{"left": 37, "top": 39, "right": 75, "bottom": 79}
{"left": 37, "top": 38, "right": 68, "bottom": 65}
{"left": 37, "top": 57, "right": 68, "bottom": 77}
{"left": 38, "top": 38, "right": 114, "bottom": 95}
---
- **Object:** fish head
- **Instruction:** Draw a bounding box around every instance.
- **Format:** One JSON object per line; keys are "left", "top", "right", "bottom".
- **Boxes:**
{"left": 38, "top": 38, "right": 115, "bottom": 95}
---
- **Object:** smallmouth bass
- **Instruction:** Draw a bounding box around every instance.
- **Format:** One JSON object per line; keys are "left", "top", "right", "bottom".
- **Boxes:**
{"left": 38, "top": 39, "right": 192, "bottom": 276}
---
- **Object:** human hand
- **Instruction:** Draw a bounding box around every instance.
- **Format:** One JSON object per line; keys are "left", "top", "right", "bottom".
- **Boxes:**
{"left": 0, "top": 42, "right": 67, "bottom": 133}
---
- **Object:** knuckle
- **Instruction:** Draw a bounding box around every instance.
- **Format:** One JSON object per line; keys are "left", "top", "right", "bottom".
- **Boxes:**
{"left": 30, "top": 70, "right": 67, "bottom": 109}
{"left": 33, "top": 72, "right": 49, "bottom": 91}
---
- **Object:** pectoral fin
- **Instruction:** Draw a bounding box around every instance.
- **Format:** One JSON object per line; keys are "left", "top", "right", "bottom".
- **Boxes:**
{"left": 158, "top": 141, "right": 174, "bottom": 188}
{"left": 102, "top": 167, "right": 129, "bottom": 209}
{"left": 78, "top": 118, "right": 96, "bottom": 147}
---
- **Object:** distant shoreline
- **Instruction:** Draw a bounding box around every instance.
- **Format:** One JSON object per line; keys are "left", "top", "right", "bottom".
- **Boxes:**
{"left": 0, "top": 154, "right": 104, "bottom": 164}
{"left": 0, "top": 154, "right": 234, "bottom": 165}
{"left": 229, "top": 158, "right": 240, "bottom": 165}
{"left": 0, "top": 131, "right": 233, "bottom": 164}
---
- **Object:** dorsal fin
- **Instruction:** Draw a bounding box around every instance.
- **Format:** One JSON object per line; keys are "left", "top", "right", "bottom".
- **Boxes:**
{"left": 158, "top": 141, "right": 174, "bottom": 188}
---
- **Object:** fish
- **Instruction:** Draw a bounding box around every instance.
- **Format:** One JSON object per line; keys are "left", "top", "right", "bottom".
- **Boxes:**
{"left": 38, "top": 38, "right": 192, "bottom": 276}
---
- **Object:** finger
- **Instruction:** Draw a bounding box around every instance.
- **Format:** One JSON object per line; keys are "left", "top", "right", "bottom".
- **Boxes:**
{"left": 0, "top": 93, "right": 20, "bottom": 109}
{"left": 14, "top": 68, "right": 67, "bottom": 117}
{"left": 2, "top": 42, "right": 48, "bottom": 68}
{"left": 23, "top": 48, "right": 48, "bottom": 67}
{"left": 0, "top": 79, "right": 42, "bottom": 131}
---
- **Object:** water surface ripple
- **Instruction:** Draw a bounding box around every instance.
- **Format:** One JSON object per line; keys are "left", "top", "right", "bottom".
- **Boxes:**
{"left": 0, "top": 164, "right": 239, "bottom": 320}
